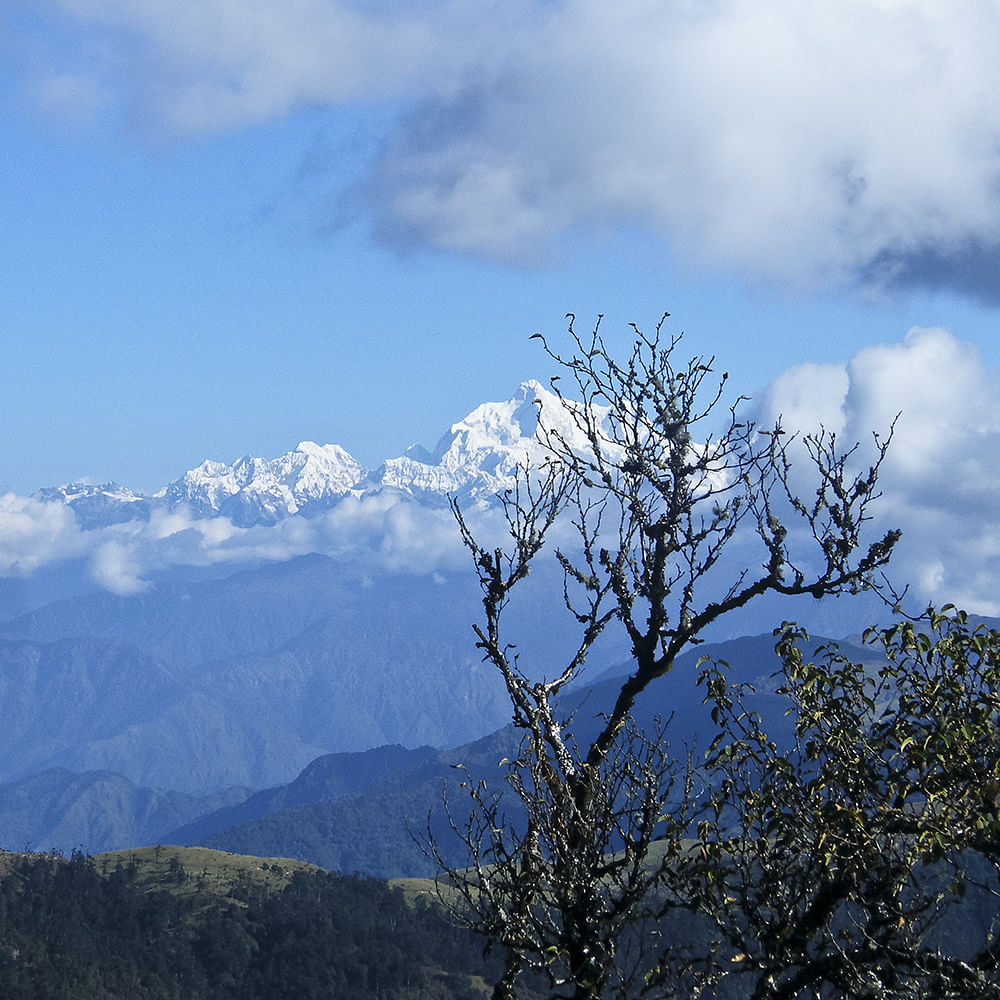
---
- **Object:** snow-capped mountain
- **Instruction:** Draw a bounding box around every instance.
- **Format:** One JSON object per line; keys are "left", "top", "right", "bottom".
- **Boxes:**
{"left": 158, "top": 441, "right": 365, "bottom": 527}
{"left": 34, "top": 380, "right": 600, "bottom": 528}
{"left": 34, "top": 482, "right": 154, "bottom": 530}
{"left": 368, "top": 379, "right": 558, "bottom": 501}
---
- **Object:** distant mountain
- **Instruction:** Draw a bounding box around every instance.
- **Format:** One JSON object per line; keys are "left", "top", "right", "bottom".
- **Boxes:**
{"left": 194, "top": 732, "right": 522, "bottom": 877}
{"left": 159, "top": 441, "right": 364, "bottom": 526}
{"left": 0, "top": 769, "right": 246, "bottom": 856}
{"left": 0, "top": 620, "right": 877, "bottom": 864}
{"left": 0, "top": 552, "right": 616, "bottom": 799}
{"left": 33, "top": 482, "right": 154, "bottom": 529}
{"left": 165, "top": 743, "right": 441, "bottom": 845}
{"left": 0, "top": 745, "right": 443, "bottom": 859}
{"left": 33, "top": 380, "right": 583, "bottom": 528}
{"left": 1, "top": 379, "right": 898, "bottom": 865}
{"left": 186, "top": 631, "right": 878, "bottom": 878}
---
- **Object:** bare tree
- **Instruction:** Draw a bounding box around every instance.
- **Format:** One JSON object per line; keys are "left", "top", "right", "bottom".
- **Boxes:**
{"left": 430, "top": 314, "right": 898, "bottom": 1000}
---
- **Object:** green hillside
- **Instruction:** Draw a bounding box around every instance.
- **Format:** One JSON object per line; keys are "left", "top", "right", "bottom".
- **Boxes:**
{"left": 0, "top": 846, "right": 501, "bottom": 999}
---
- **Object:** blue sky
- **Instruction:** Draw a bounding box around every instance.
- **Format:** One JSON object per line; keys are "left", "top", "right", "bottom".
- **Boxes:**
{"left": 4, "top": 1, "right": 1000, "bottom": 613}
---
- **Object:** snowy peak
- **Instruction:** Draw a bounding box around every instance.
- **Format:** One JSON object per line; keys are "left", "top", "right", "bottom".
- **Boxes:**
{"left": 370, "top": 380, "right": 567, "bottom": 501}
{"left": 437, "top": 379, "right": 545, "bottom": 460}
{"left": 35, "top": 381, "right": 604, "bottom": 527}
{"left": 160, "top": 441, "right": 366, "bottom": 526}
{"left": 34, "top": 481, "right": 153, "bottom": 530}
{"left": 434, "top": 377, "right": 607, "bottom": 476}
{"left": 37, "top": 481, "right": 147, "bottom": 505}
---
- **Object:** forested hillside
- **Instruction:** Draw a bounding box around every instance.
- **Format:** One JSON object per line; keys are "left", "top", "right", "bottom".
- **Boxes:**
{"left": 0, "top": 847, "right": 502, "bottom": 999}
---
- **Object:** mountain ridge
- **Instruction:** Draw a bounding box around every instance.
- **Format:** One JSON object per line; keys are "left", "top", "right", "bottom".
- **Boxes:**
{"left": 0, "top": 552, "right": 607, "bottom": 796}
{"left": 34, "top": 380, "right": 578, "bottom": 528}
{"left": 188, "top": 630, "right": 876, "bottom": 878}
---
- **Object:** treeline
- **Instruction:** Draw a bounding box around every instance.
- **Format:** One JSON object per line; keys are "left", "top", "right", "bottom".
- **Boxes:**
{"left": 0, "top": 850, "right": 501, "bottom": 999}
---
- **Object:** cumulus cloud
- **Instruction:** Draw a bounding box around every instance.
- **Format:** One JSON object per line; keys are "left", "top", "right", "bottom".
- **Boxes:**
{"left": 17, "top": 0, "right": 1000, "bottom": 295}
{"left": 753, "top": 362, "right": 849, "bottom": 439}
{"left": 320, "top": 492, "right": 470, "bottom": 573}
{"left": 753, "top": 326, "right": 1000, "bottom": 614}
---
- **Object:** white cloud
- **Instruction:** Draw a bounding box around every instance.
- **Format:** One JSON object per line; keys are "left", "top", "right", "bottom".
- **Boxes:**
{"left": 372, "top": 1, "right": 1000, "bottom": 291}
{"left": 842, "top": 328, "right": 998, "bottom": 487}
{"left": 752, "top": 326, "right": 1000, "bottom": 614}
{"left": 19, "top": 0, "right": 1000, "bottom": 293}
{"left": 90, "top": 537, "right": 153, "bottom": 595}
{"left": 318, "top": 492, "right": 473, "bottom": 572}
{"left": 0, "top": 494, "right": 85, "bottom": 574}
{"left": 754, "top": 362, "right": 849, "bottom": 438}
{"left": 45, "top": 0, "right": 498, "bottom": 131}
{"left": 0, "top": 489, "right": 475, "bottom": 592}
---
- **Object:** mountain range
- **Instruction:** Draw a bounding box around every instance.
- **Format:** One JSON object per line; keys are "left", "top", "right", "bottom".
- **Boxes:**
{"left": 33, "top": 379, "right": 574, "bottom": 528}
{"left": 0, "top": 555, "right": 538, "bottom": 792}
{"left": 0, "top": 379, "right": 888, "bottom": 866}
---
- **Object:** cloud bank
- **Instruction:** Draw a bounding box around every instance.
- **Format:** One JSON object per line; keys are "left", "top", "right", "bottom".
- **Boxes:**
{"left": 19, "top": 0, "right": 1000, "bottom": 296}
{"left": 7, "top": 493, "right": 476, "bottom": 596}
